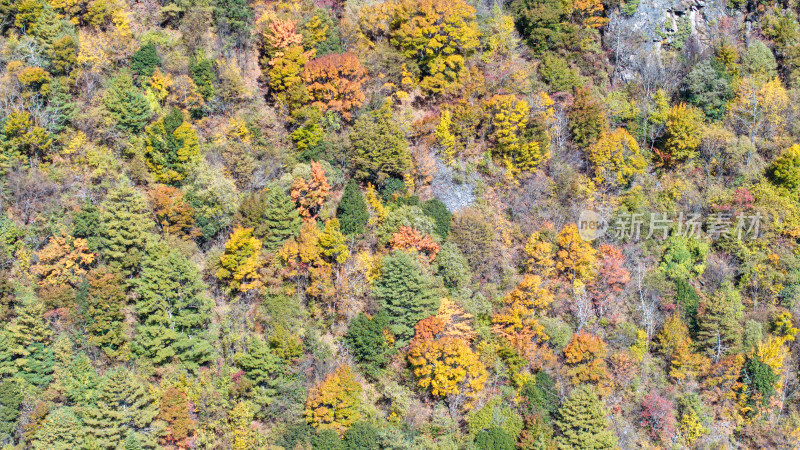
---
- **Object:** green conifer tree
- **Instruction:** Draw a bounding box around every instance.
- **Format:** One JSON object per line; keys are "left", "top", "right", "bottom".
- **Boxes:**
{"left": 344, "top": 311, "right": 393, "bottom": 380}
{"left": 83, "top": 368, "right": 160, "bottom": 449}
{"left": 350, "top": 106, "right": 410, "bottom": 184}
{"left": 336, "top": 179, "right": 368, "bottom": 236}
{"left": 374, "top": 250, "right": 440, "bottom": 346}
{"left": 45, "top": 78, "right": 77, "bottom": 133}
{"left": 236, "top": 185, "right": 301, "bottom": 251}
{"left": 0, "top": 377, "right": 23, "bottom": 442}
{"left": 421, "top": 198, "right": 451, "bottom": 239}
{"left": 97, "top": 184, "right": 154, "bottom": 279}
{"left": 134, "top": 246, "right": 214, "bottom": 371}
{"left": 103, "top": 73, "right": 152, "bottom": 133}
{"left": 696, "top": 282, "right": 744, "bottom": 362}
{"left": 59, "top": 352, "right": 100, "bottom": 406}
{"left": 767, "top": 144, "right": 800, "bottom": 194}
{"left": 234, "top": 336, "right": 289, "bottom": 401}
{"left": 130, "top": 43, "right": 161, "bottom": 80}
{"left": 79, "top": 267, "right": 128, "bottom": 359}
{"left": 554, "top": 385, "right": 617, "bottom": 450}
{"left": 5, "top": 291, "right": 54, "bottom": 386}
{"left": 32, "top": 407, "right": 86, "bottom": 450}
{"left": 144, "top": 108, "right": 200, "bottom": 184}
{"left": 190, "top": 58, "right": 217, "bottom": 101}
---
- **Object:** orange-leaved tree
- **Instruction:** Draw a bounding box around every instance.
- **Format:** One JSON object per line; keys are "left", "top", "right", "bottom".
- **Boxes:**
{"left": 303, "top": 52, "right": 367, "bottom": 120}
{"left": 390, "top": 226, "right": 440, "bottom": 261}
{"left": 563, "top": 330, "right": 611, "bottom": 393}
{"left": 148, "top": 184, "right": 202, "bottom": 240}
{"left": 290, "top": 161, "right": 330, "bottom": 220}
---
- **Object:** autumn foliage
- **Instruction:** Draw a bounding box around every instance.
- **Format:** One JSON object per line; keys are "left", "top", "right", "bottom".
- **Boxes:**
{"left": 305, "top": 365, "right": 362, "bottom": 434}
{"left": 290, "top": 161, "right": 331, "bottom": 220}
{"left": 303, "top": 52, "right": 367, "bottom": 119}
{"left": 389, "top": 226, "right": 440, "bottom": 261}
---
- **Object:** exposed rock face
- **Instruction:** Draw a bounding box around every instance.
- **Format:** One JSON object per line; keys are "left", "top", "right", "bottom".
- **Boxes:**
{"left": 431, "top": 159, "right": 476, "bottom": 213}
{"left": 609, "top": 0, "right": 728, "bottom": 48}
{"left": 605, "top": 0, "right": 731, "bottom": 84}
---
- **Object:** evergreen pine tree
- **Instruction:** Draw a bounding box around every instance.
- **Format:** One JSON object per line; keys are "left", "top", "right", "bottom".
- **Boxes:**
{"left": 344, "top": 311, "right": 393, "bottom": 380}
{"left": 32, "top": 407, "right": 86, "bottom": 450}
{"left": 134, "top": 246, "right": 214, "bottom": 371}
{"left": 696, "top": 282, "right": 744, "bottom": 362}
{"left": 312, "top": 428, "right": 344, "bottom": 450}
{"left": 234, "top": 336, "right": 289, "bottom": 401}
{"left": 6, "top": 292, "right": 54, "bottom": 386}
{"left": 103, "top": 73, "right": 152, "bottom": 133}
{"left": 97, "top": 184, "right": 154, "bottom": 279}
{"left": 767, "top": 144, "right": 800, "bottom": 193}
{"left": 236, "top": 185, "right": 301, "bottom": 251}
{"left": 214, "top": 0, "right": 253, "bottom": 52}
{"left": 130, "top": 43, "right": 161, "bottom": 80}
{"left": 0, "top": 377, "right": 23, "bottom": 442}
{"left": 84, "top": 368, "right": 160, "bottom": 449}
{"left": 336, "top": 179, "right": 368, "bottom": 236}
{"left": 675, "top": 279, "right": 700, "bottom": 334}
{"left": 554, "top": 385, "right": 617, "bottom": 450}
{"left": 421, "top": 198, "right": 451, "bottom": 239}
{"left": 350, "top": 106, "right": 411, "bottom": 184}
{"left": 343, "top": 421, "right": 380, "bottom": 450}
{"left": 44, "top": 78, "right": 77, "bottom": 133}
{"left": 374, "top": 250, "right": 440, "bottom": 346}
{"left": 190, "top": 58, "right": 217, "bottom": 101}
{"left": 59, "top": 352, "right": 100, "bottom": 406}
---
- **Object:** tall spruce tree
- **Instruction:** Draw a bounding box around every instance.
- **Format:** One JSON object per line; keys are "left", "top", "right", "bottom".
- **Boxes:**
{"left": 130, "top": 43, "right": 160, "bottom": 80}
{"left": 345, "top": 311, "right": 393, "bottom": 379}
{"left": 32, "top": 407, "right": 86, "bottom": 450}
{"left": 0, "top": 377, "right": 23, "bottom": 443}
{"left": 235, "top": 185, "right": 301, "bottom": 252}
{"left": 97, "top": 184, "right": 154, "bottom": 279}
{"left": 83, "top": 368, "right": 160, "bottom": 449}
{"left": 234, "top": 336, "right": 290, "bottom": 402}
{"left": 554, "top": 385, "right": 617, "bottom": 450}
{"left": 134, "top": 246, "right": 214, "bottom": 371}
{"left": 421, "top": 198, "right": 451, "bottom": 239}
{"left": 350, "top": 106, "right": 411, "bottom": 184}
{"left": 696, "top": 282, "right": 744, "bottom": 362}
{"left": 373, "top": 250, "right": 440, "bottom": 346}
{"left": 103, "top": 73, "right": 152, "bottom": 133}
{"left": 5, "top": 292, "right": 54, "bottom": 387}
{"left": 336, "top": 179, "right": 368, "bottom": 236}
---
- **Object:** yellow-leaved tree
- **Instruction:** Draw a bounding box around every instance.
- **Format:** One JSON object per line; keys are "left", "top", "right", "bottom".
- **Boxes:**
{"left": 585, "top": 127, "right": 646, "bottom": 190}
{"left": 483, "top": 94, "right": 547, "bottom": 173}
{"left": 217, "top": 227, "right": 263, "bottom": 293}
{"left": 657, "top": 313, "right": 710, "bottom": 381}
{"left": 360, "top": 0, "right": 480, "bottom": 94}
{"left": 407, "top": 315, "right": 487, "bottom": 413}
{"left": 555, "top": 224, "right": 597, "bottom": 284}
{"left": 32, "top": 233, "right": 95, "bottom": 288}
{"left": 305, "top": 365, "right": 362, "bottom": 434}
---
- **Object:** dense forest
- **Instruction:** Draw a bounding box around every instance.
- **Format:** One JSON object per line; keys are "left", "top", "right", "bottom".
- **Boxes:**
{"left": 3, "top": 0, "right": 800, "bottom": 447}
